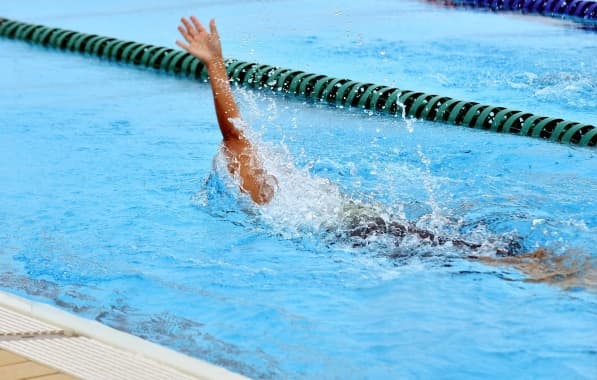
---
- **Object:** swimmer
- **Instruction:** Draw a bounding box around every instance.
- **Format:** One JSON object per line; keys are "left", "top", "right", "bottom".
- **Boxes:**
{"left": 175, "top": 15, "right": 529, "bottom": 255}
{"left": 176, "top": 17, "right": 595, "bottom": 290}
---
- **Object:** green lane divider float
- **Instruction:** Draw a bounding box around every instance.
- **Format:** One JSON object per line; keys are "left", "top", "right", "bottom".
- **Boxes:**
{"left": 1, "top": 17, "right": 595, "bottom": 147}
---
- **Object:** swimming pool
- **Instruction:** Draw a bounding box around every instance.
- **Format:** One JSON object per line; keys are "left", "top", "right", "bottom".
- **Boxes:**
{"left": 1, "top": 0, "right": 596, "bottom": 378}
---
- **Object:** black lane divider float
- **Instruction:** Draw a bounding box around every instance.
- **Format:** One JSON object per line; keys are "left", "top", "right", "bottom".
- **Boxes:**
{"left": 425, "top": 0, "right": 597, "bottom": 28}
{"left": 1, "top": 17, "right": 595, "bottom": 147}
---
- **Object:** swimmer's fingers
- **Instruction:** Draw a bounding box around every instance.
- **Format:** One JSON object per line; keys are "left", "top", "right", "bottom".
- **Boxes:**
{"left": 176, "top": 40, "right": 190, "bottom": 52}
{"left": 209, "top": 19, "right": 219, "bottom": 37}
{"left": 190, "top": 16, "right": 207, "bottom": 35}
{"left": 177, "top": 25, "right": 192, "bottom": 44}
{"left": 180, "top": 17, "right": 197, "bottom": 38}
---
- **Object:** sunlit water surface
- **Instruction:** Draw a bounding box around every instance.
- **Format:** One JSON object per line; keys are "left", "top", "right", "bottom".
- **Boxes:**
{"left": 1, "top": 1, "right": 596, "bottom": 379}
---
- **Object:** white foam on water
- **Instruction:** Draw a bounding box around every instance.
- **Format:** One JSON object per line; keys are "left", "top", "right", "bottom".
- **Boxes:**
{"left": 244, "top": 130, "right": 349, "bottom": 240}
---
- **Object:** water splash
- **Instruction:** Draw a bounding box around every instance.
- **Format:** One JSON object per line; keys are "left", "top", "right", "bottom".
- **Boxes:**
{"left": 195, "top": 88, "right": 528, "bottom": 258}
{"left": 388, "top": 96, "right": 452, "bottom": 235}
{"left": 415, "top": 144, "right": 450, "bottom": 232}
{"left": 200, "top": 126, "right": 349, "bottom": 243}
{"left": 394, "top": 94, "right": 415, "bottom": 133}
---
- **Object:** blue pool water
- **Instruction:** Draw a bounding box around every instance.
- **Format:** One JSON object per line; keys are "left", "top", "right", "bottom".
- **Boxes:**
{"left": 1, "top": 1, "right": 596, "bottom": 379}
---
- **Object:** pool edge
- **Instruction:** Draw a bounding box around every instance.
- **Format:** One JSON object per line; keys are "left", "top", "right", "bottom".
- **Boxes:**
{"left": 0, "top": 290, "right": 249, "bottom": 380}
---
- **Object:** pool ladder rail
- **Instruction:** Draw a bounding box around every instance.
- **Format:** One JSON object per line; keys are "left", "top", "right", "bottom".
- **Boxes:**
{"left": 0, "top": 17, "right": 595, "bottom": 147}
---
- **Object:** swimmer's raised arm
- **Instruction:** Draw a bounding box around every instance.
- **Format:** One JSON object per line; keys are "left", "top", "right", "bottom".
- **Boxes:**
{"left": 176, "top": 16, "right": 241, "bottom": 141}
{"left": 176, "top": 16, "right": 277, "bottom": 205}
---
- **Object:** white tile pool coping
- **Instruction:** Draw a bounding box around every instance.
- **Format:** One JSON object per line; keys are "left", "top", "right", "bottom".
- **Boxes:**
{"left": 0, "top": 290, "right": 248, "bottom": 380}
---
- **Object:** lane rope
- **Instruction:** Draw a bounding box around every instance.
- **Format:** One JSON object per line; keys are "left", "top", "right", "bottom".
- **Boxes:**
{"left": 0, "top": 17, "right": 594, "bottom": 147}
{"left": 424, "top": 0, "right": 597, "bottom": 29}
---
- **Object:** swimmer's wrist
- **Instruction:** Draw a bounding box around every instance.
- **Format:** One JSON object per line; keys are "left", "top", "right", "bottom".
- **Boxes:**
{"left": 205, "top": 57, "right": 226, "bottom": 71}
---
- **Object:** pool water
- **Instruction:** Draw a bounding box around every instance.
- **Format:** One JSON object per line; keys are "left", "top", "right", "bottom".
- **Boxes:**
{"left": 1, "top": 1, "right": 596, "bottom": 379}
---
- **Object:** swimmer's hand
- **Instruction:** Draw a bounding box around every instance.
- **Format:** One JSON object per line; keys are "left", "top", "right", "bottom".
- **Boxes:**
{"left": 176, "top": 15, "right": 241, "bottom": 141}
{"left": 470, "top": 248, "right": 596, "bottom": 291}
{"left": 176, "top": 16, "right": 223, "bottom": 66}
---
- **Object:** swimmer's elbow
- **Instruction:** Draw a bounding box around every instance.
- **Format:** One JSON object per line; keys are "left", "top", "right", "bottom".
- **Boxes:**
{"left": 255, "top": 186, "right": 275, "bottom": 205}
{"left": 253, "top": 176, "right": 277, "bottom": 205}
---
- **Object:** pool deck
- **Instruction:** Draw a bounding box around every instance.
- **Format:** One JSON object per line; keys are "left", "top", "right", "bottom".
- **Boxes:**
{"left": 0, "top": 290, "right": 248, "bottom": 380}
